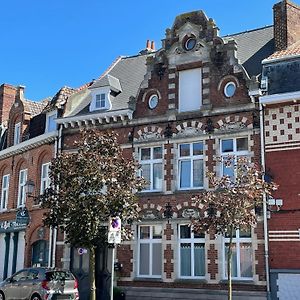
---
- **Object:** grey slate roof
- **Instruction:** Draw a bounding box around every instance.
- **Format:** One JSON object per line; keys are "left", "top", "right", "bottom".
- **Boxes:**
{"left": 64, "top": 54, "right": 148, "bottom": 117}
{"left": 224, "top": 25, "right": 274, "bottom": 77}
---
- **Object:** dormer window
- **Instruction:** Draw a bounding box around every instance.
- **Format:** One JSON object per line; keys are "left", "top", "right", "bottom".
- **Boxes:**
{"left": 14, "top": 122, "right": 21, "bottom": 145}
{"left": 89, "top": 87, "right": 111, "bottom": 112}
{"left": 96, "top": 93, "right": 106, "bottom": 109}
{"left": 45, "top": 111, "right": 57, "bottom": 133}
{"left": 89, "top": 74, "right": 122, "bottom": 113}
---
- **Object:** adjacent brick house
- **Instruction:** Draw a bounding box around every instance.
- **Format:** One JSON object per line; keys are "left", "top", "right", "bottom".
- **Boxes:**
{"left": 55, "top": 6, "right": 275, "bottom": 300}
{"left": 0, "top": 84, "right": 71, "bottom": 280}
{"left": 258, "top": 1, "right": 300, "bottom": 299}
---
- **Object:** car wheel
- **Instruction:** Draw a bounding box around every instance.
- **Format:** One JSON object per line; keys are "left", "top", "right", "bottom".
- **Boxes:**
{"left": 31, "top": 294, "right": 41, "bottom": 300}
{"left": 0, "top": 291, "right": 5, "bottom": 300}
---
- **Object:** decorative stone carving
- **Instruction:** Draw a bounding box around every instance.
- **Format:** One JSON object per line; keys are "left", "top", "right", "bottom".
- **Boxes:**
{"left": 141, "top": 209, "right": 160, "bottom": 220}
{"left": 138, "top": 131, "right": 162, "bottom": 141}
{"left": 181, "top": 208, "right": 200, "bottom": 218}
{"left": 176, "top": 126, "right": 203, "bottom": 137}
{"left": 218, "top": 121, "right": 246, "bottom": 131}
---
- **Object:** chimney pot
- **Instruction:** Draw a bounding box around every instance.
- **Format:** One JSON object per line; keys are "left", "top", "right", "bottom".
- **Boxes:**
{"left": 146, "top": 39, "right": 151, "bottom": 50}
{"left": 151, "top": 41, "right": 155, "bottom": 50}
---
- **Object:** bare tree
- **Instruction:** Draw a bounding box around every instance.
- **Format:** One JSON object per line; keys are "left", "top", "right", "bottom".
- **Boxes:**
{"left": 192, "top": 157, "right": 277, "bottom": 300}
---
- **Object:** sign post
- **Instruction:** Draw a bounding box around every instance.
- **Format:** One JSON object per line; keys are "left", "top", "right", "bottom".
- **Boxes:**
{"left": 108, "top": 217, "right": 121, "bottom": 300}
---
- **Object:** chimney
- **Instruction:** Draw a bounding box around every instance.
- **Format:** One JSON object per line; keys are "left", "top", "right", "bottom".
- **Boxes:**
{"left": 16, "top": 85, "right": 25, "bottom": 101}
{"left": 139, "top": 40, "right": 156, "bottom": 55}
{"left": 0, "top": 84, "right": 17, "bottom": 125}
{"left": 273, "top": 0, "right": 300, "bottom": 51}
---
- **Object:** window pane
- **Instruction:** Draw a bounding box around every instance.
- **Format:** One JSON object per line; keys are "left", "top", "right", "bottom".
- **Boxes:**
{"left": 194, "top": 243, "right": 205, "bottom": 276}
{"left": 140, "top": 226, "right": 150, "bottom": 239}
{"left": 180, "top": 243, "right": 191, "bottom": 276}
{"left": 194, "top": 230, "right": 205, "bottom": 239}
{"left": 141, "top": 148, "right": 151, "bottom": 160}
{"left": 139, "top": 244, "right": 150, "bottom": 275}
{"left": 152, "top": 243, "right": 162, "bottom": 275}
{"left": 141, "top": 164, "right": 150, "bottom": 190}
{"left": 239, "top": 229, "right": 251, "bottom": 238}
{"left": 222, "top": 139, "right": 233, "bottom": 153}
{"left": 223, "top": 159, "right": 234, "bottom": 179}
{"left": 240, "top": 243, "right": 252, "bottom": 277}
{"left": 180, "top": 225, "right": 191, "bottom": 239}
{"left": 193, "top": 142, "right": 203, "bottom": 155}
{"left": 153, "top": 163, "right": 162, "bottom": 190}
{"left": 180, "top": 160, "right": 191, "bottom": 188}
{"left": 225, "top": 244, "right": 237, "bottom": 277}
{"left": 153, "top": 147, "right": 162, "bottom": 159}
{"left": 179, "top": 144, "right": 190, "bottom": 157}
{"left": 153, "top": 225, "right": 162, "bottom": 239}
{"left": 237, "top": 138, "right": 248, "bottom": 151}
{"left": 193, "top": 159, "right": 203, "bottom": 187}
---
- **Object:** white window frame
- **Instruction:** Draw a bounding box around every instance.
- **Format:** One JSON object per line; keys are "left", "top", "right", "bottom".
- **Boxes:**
{"left": 17, "top": 169, "right": 27, "bottom": 208}
{"left": 40, "top": 163, "right": 51, "bottom": 195}
{"left": 220, "top": 137, "right": 249, "bottom": 179}
{"left": 223, "top": 229, "right": 253, "bottom": 280}
{"left": 14, "top": 122, "right": 21, "bottom": 145}
{"left": 45, "top": 111, "right": 57, "bottom": 133}
{"left": 139, "top": 146, "right": 163, "bottom": 192}
{"left": 178, "top": 224, "right": 206, "bottom": 279}
{"left": 89, "top": 87, "right": 111, "bottom": 112}
{"left": 95, "top": 93, "right": 106, "bottom": 109}
{"left": 137, "top": 224, "right": 162, "bottom": 278}
{"left": 178, "top": 141, "right": 204, "bottom": 190}
{"left": 0, "top": 174, "right": 10, "bottom": 211}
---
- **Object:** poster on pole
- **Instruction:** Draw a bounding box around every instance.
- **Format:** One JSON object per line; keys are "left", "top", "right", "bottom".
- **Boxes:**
{"left": 108, "top": 217, "right": 121, "bottom": 244}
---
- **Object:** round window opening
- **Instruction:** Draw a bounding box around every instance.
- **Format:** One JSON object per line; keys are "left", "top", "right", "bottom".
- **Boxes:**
{"left": 148, "top": 95, "right": 159, "bottom": 109}
{"left": 224, "top": 82, "right": 236, "bottom": 98}
{"left": 184, "top": 37, "right": 197, "bottom": 51}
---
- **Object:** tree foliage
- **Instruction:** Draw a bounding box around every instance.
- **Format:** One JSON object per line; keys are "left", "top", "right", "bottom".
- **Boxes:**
{"left": 41, "top": 129, "right": 144, "bottom": 249}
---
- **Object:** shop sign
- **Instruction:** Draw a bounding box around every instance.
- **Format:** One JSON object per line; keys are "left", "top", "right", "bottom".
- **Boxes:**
{"left": 15, "top": 207, "right": 30, "bottom": 224}
{"left": 0, "top": 220, "right": 27, "bottom": 233}
{"left": 0, "top": 208, "right": 30, "bottom": 233}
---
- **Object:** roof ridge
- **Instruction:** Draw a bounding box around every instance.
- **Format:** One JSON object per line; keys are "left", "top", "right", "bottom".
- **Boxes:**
{"left": 98, "top": 56, "right": 123, "bottom": 80}
{"left": 223, "top": 25, "right": 273, "bottom": 38}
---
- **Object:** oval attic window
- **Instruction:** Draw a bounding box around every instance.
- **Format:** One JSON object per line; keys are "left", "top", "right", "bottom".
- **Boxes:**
{"left": 184, "top": 37, "right": 197, "bottom": 51}
{"left": 148, "top": 94, "right": 159, "bottom": 109}
{"left": 224, "top": 82, "right": 236, "bottom": 98}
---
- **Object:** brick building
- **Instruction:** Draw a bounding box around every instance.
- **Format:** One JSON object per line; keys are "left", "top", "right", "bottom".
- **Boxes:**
{"left": 0, "top": 84, "right": 73, "bottom": 280}
{"left": 55, "top": 6, "right": 276, "bottom": 300}
{"left": 258, "top": 1, "right": 300, "bottom": 299}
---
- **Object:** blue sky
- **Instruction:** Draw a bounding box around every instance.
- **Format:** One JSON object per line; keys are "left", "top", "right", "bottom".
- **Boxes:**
{"left": 0, "top": 0, "right": 279, "bottom": 101}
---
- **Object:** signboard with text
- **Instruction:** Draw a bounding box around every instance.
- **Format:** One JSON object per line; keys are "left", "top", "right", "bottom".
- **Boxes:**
{"left": 108, "top": 217, "right": 121, "bottom": 244}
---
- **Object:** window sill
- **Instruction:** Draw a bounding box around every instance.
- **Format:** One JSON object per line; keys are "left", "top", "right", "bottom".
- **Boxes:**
{"left": 174, "top": 278, "right": 207, "bottom": 284}
{"left": 219, "top": 279, "right": 254, "bottom": 284}
{"left": 133, "top": 277, "right": 163, "bottom": 282}
{"left": 175, "top": 189, "right": 204, "bottom": 194}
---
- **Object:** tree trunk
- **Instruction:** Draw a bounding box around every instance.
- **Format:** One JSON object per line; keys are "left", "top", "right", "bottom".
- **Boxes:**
{"left": 227, "top": 225, "right": 234, "bottom": 300}
{"left": 89, "top": 247, "right": 96, "bottom": 300}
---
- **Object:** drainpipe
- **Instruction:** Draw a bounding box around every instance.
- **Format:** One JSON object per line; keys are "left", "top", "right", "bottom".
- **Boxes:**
{"left": 259, "top": 101, "right": 271, "bottom": 300}
{"left": 48, "top": 227, "right": 53, "bottom": 267}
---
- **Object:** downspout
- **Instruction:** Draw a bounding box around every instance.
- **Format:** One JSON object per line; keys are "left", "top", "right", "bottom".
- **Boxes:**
{"left": 259, "top": 101, "right": 271, "bottom": 300}
{"left": 48, "top": 227, "right": 53, "bottom": 267}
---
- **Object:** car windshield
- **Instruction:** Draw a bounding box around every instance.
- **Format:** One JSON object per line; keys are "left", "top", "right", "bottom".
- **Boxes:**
{"left": 45, "top": 271, "right": 73, "bottom": 281}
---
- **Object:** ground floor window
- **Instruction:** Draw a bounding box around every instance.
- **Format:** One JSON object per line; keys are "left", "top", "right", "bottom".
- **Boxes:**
{"left": 138, "top": 225, "right": 162, "bottom": 278}
{"left": 179, "top": 224, "right": 205, "bottom": 278}
{"left": 224, "top": 229, "right": 253, "bottom": 280}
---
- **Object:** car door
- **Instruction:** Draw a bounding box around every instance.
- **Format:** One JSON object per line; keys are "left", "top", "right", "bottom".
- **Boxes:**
{"left": 21, "top": 269, "right": 40, "bottom": 300}
{"left": 5, "top": 269, "right": 29, "bottom": 300}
